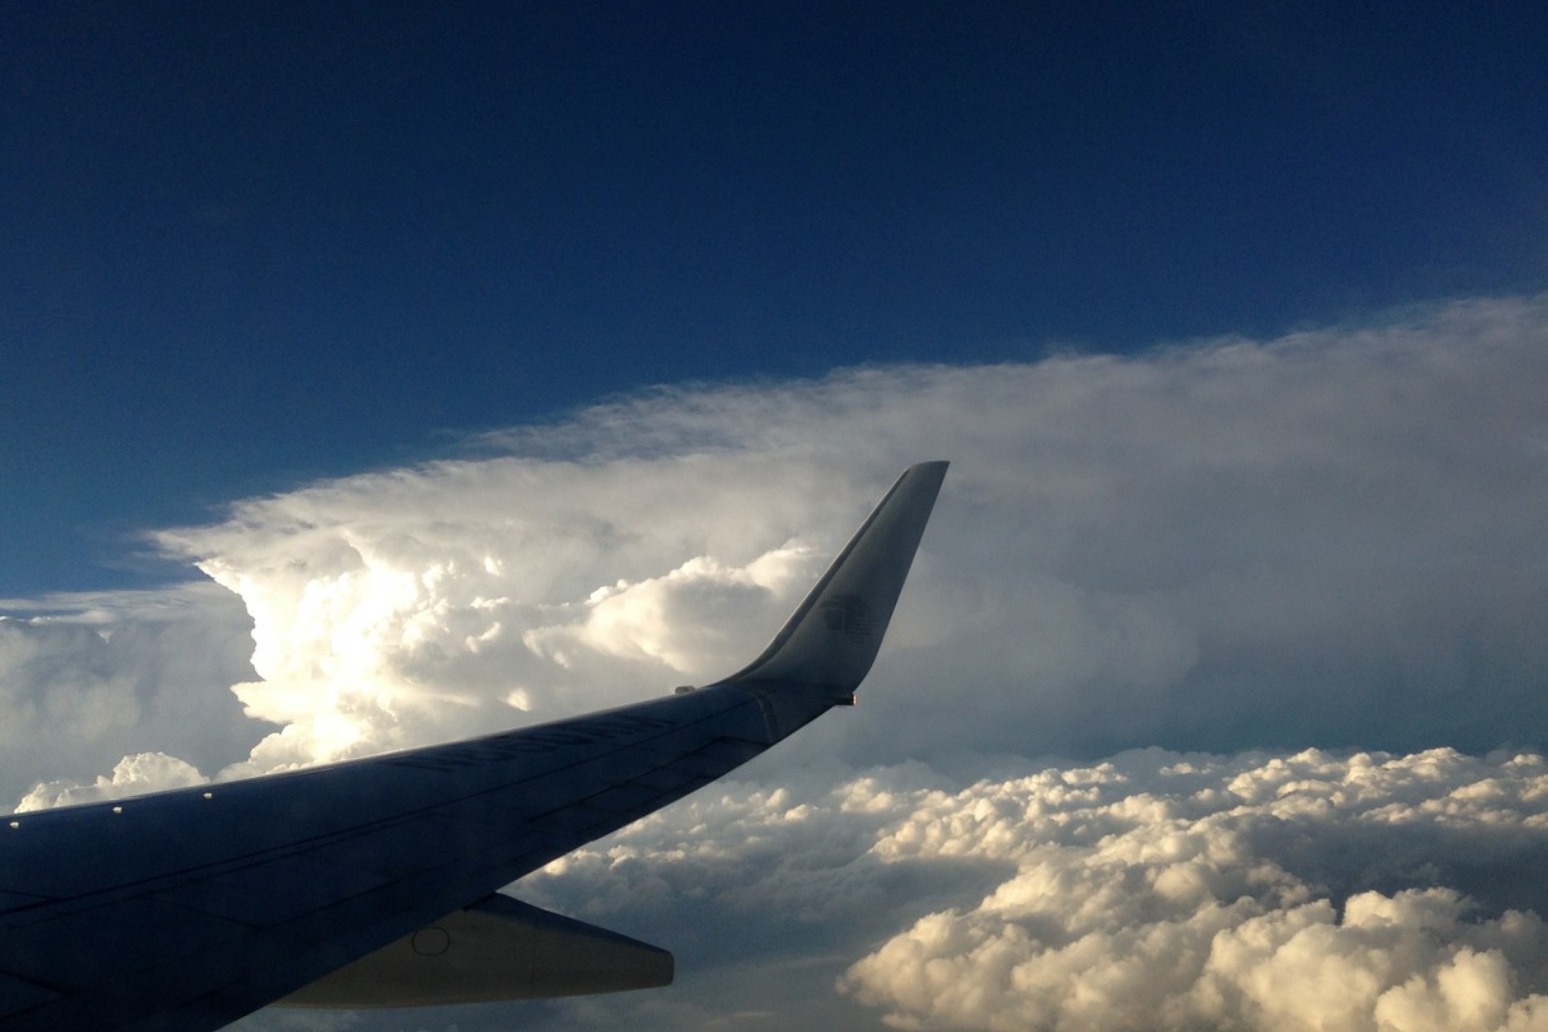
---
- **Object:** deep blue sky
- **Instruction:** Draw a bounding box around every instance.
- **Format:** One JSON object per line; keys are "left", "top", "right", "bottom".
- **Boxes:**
{"left": 3, "top": 1, "right": 1545, "bottom": 594}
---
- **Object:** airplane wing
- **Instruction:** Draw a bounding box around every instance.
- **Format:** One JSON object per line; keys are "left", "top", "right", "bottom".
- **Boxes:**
{"left": 0, "top": 461, "right": 948, "bottom": 1032}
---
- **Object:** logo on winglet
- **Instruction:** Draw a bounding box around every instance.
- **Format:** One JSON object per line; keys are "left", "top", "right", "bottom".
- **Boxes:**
{"left": 820, "top": 595, "right": 872, "bottom": 644}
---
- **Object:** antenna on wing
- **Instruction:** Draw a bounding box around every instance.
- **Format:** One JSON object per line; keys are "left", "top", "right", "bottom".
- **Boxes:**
{"left": 724, "top": 461, "right": 948, "bottom": 695}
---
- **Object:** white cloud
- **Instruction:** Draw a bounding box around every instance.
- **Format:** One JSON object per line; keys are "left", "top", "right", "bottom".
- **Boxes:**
{"left": 14, "top": 751, "right": 207, "bottom": 812}
{"left": 8, "top": 294, "right": 1547, "bottom": 808}
{"left": 504, "top": 748, "right": 1548, "bottom": 1032}
{"left": 144, "top": 294, "right": 1548, "bottom": 781}
{"left": 0, "top": 582, "right": 258, "bottom": 808}
{"left": 523, "top": 545, "right": 820, "bottom": 680}
{"left": 837, "top": 748, "right": 1548, "bottom": 1032}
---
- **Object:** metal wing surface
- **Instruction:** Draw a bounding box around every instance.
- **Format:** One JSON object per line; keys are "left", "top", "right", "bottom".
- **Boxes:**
{"left": 0, "top": 461, "right": 948, "bottom": 1032}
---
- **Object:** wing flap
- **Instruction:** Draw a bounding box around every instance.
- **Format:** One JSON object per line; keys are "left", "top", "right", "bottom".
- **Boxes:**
{"left": 281, "top": 895, "right": 672, "bottom": 1008}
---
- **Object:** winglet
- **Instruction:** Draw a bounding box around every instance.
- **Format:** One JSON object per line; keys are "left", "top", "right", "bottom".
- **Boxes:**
{"left": 725, "top": 461, "right": 948, "bottom": 693}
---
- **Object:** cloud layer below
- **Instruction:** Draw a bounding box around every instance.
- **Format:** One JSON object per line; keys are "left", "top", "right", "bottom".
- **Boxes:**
{"left": 505, "top": 747, "right": 1548, "bottom": 1032}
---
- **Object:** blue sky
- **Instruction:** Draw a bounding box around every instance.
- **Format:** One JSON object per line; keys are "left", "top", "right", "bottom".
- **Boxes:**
{"left": 5, "top": 6, "right": 1548, "bottom": 1031}
{"left": 4, "top": 1, "right": 1545, "bottom": 594}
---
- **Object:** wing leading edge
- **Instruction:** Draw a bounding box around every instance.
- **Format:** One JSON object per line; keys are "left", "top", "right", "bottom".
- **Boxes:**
{"left": 0, "top": 462, "right": 948, "bottom": 1031}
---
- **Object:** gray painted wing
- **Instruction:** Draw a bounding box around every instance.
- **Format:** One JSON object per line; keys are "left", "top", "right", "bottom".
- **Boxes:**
{"left": 0, "top": 461, "right": 947, "bottom": 1032}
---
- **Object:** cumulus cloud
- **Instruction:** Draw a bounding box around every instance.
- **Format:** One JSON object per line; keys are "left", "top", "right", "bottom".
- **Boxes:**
{"left": 0, "top": 582, "right": 258, "bottom": 806}
{"left": 135, "top": 293, "right": 1548, "bottom": 787}
{"left": 156, "top": 489, "right": 835, "bottom": 778}
{"left": 14, "top": 751, "right": 207, "bottom": 812}
{"left": 840, "top": 748, "right": 1548, "bottom": 1032}
{"left": 500, "top": 748, "right": 1548, "bottom": 1032}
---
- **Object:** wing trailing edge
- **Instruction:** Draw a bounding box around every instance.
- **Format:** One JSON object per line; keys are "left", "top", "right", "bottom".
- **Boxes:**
{"left": 280, "top": 894, "right": 671, "bottom": 1008}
